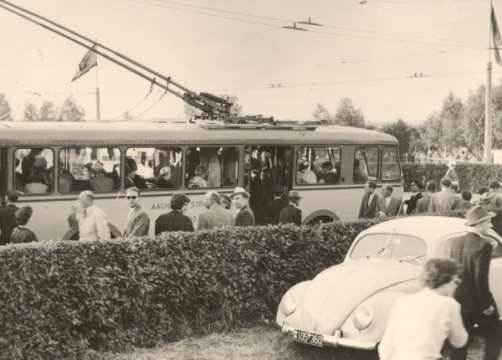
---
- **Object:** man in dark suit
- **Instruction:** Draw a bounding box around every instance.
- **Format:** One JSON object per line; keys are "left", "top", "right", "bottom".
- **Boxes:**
{"left": 404, "top": 180, "right": 422, "bottom": 215}
{"left": 263, "top": 184, "right": 288, "bottom": 225}
{"left": 155, "top": 193, "right": 194, "bottom": 234}
{"left": 358, "top": 181, "right": 379, "bottom": 219}
{"left": 231, "top": 187, "right": 255, "bottom": 227}
{"left": 377, "top": 185, "right": 402, "bottom": 218}
{"left": 0, "top": 191, "right": 20, "bottom": 245}
{"left": 279, "top": 190, "right": 302, "bottom": 226}
{"left": 449, "top": 206, "right": 502, "bottom": 360}
{"left": 416, "top": 181, "right": 436, "bottom": 214}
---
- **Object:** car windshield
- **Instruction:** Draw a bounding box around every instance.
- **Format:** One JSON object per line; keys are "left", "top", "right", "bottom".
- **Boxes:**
{"left": 350, "top": 233, "right": 427, "bottom": 261}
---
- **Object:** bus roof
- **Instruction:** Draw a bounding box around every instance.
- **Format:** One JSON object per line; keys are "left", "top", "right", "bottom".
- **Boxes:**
{"left": 0, "top": 120, "right": 398, "bottom": 146}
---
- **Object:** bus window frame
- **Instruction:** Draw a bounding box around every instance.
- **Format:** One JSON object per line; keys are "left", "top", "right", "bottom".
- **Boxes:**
{"left": 380, "top": 145, "right": 402, "bottom": 183}
{"left": 294, "top": 144, "right": 343, "bottom": 187}
{"left": 124, "top": 146, "right": 184, "bottom": 192}
{"left": 58, "top": 146, "right": 122, "bottom": 194}
{"left": 13, "top": 146, "right": 56, "bottom": 196}
{"left": 184, "top": 145, "right": 240, "bottom": 190}
{"left": 353, "top": 145, "right": 379, "bottom": 185}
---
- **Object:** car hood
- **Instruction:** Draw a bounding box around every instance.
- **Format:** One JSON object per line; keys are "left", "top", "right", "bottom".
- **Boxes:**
{"left": 284, "top": 260, "right": 420, "bottom": 334}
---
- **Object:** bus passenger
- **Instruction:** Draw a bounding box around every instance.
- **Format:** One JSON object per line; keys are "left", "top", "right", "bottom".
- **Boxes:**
{"left": 353, "top": 159, "right": 368, "bottom": 183}
{"left": 231, "top": 187, "right": 255, "bottom": 227}
{"left": 297, "top": 162, "right": 317, "bottom": 184}
{"left": 188, "top": 165, "right": 208, "bottom": 188}
{"left": 11, "top": 206, "right": 38, "bottom": 244}
{"left": 125, "top": 157, "right": 147, "bottom": 189}
{"left": 24, "top": 168, "right": 49, "bottom": 194}
{"left": 156, "top": 166, "right": 175, "bottom": 189}
{"left": 89, "top": 162, "right": 114, "bottom": 193}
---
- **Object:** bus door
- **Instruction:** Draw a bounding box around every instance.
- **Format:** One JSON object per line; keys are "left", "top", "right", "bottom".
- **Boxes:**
{"left": 0, "top": 147, "right": 7, "bottom": 204}
{"left": 244, "top": 146, "right": 294, "bottom": 223}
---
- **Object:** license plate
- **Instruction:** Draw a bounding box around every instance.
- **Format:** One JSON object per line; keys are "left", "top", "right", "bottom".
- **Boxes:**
{"left": 294, "top": 330, "right": 324, "bottom": 347}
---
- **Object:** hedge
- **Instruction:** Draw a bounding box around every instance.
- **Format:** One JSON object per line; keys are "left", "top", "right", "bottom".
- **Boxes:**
{"left": 402, "top": 162, "right": 502, "bottom": 192}
{"left": 0, "top": 220, "right": 377, "bottom": 359}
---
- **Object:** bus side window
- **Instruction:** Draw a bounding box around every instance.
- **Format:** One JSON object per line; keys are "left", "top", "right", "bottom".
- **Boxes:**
{"left": 125, "top": 147, "right": 183, "bottom": 190}
{"left": 381, "top": 146, "right": 401, "bottom": 182}
{"left": 186, "top": 147, "right": 238, "bottom": 189}
{"left": 353, "top": 147, "right": 378, "bottom": 184}
{"left": 296, "top": 146, "right": 341, "bottom": 185}
{"left": 15, "top": 148, "right": 54, "bottom": 194}
{"left": 59, "top": 148, "right": 121, "bottom": 193}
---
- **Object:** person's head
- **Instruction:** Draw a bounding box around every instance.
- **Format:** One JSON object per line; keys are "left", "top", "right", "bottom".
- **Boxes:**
{"left": 465, "top": 205, "right": 495, "bottom": 233}
{"left": 451, "top": 183, "right": 459, "bottom": 193}
{"left": 159, "top": 166, "right": 171, "bottom": 180}
{"left": 194, "top": 165, "right": 207, "bottom": 179}
{"left": 125, "top": 187, "right": 141, "bottom": 209}
{"left": 78, "top": 190, "right": 94, "bottom": 208}
{"left": 125, "top": 157, "right": 138, "bottom": 176}
{"left": 425, "top": 180, "right": 436, "bottom": 194}
{"left": 6, "top": 190, "right": 19, "bottom": 204}
{"left": 381, "top": 184, "right": 393, "bottom": 198}
{"left": 421, "top": 258, "right": 462, "bottom": 297}
{"left": 231, "top": 187, "right": 250, "bottom": 209}
{"left": 364, "top": 180, "right": 377, "bottom": 194}
{"left": 479, "top": 186, "right": 490, "bottom": 196}
{"left": 220, "top": 194, "right": 232, "bottom": 210}
{"left": 440, "top": 177, "right": 452, "bottom": 190}
{"left": 272, "top": 184, "right": 284, "bottom": 198}
{"left": 298, "top": 162, "right": 308, "bottom": 174}
{"left": 409, "top": 180, "right": 422, "bottom": 193}
{"left": 288, "top": 190, "right": 302, "bottom": 206}
{"left": 15, "top": 206, "right": 33, "bottom": 226}
{"left": 92, "top": 161, "right": 105, "bottom": 177}
{"left": 490, "top": 181, "right": 501, "bottom": 193}
{"left": 203, "top": 191, "right": 221, "bottom": 208}
{"left": 170, "top": 193, "right": 191, "bottom": 212}
{"left": 462, "top": 190, "right": 472, "bottom": 202}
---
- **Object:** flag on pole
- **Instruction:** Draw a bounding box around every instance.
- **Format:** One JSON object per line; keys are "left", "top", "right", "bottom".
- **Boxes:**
{"left": 71, "top": 46, "right": 97, "bottom": 82}
{"left": 491, "top": 4, "right": 502, "bottom": 66}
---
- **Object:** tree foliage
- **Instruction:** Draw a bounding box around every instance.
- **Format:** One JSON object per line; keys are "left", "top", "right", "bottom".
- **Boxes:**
{"left": 380, "top": 118, "right": 421, "bottom": 156}
{"left": 0, "top": 93, "right": 12, "bottom": 121}
{"left": 22, "top": 96, "right": 85, "bottom": 122}
{"left": 333, "top": 97, "right": 365, "bottom": 128}
{"left": 57, "top": 95, "right": 85, "bottom": 122}
{"left": 312, "top": 103, "right": 333, "bottom": 123}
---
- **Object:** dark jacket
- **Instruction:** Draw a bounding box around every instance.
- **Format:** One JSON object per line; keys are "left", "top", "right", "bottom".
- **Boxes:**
{"left": 279, "top": 204, "right": 302, "bottom": 226}
{"left": 155, "top": 210, "right": 194, "bottom": 234}
{"left": 10, "top": 226, "right": 38, "bottom": 244}
{"left": 449, "top": 231, "right": 496, "bottom": 316}
{"left": 0, "top": 204, "right": 18, "bottom": 245}
{"left": 405, "top": 192, "right": 422, "bottom": 215}
{"left": 263, "top": 197, "right": 288, "bottom": 225}
{"left": 416, "top": 194, "right": 432, "bottom": 214}
{"left": 235, "top": 205, "right": 255, "bottom": 227}
{"left": 358, "top": 192, "right": 379, "bottom": 219}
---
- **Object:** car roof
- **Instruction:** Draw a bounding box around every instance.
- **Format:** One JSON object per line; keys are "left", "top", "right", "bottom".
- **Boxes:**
{"left": 357, "top": 216, "right": 470, "bottom": 244}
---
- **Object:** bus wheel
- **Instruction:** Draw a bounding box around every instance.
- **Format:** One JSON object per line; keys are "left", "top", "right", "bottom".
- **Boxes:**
{"left": 308, "top": 215, "right": 334, "bottom": 226}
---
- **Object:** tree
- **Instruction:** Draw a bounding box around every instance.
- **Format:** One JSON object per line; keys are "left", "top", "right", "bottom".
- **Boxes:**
{"left": 57, "top": 95, "right": 85, "bottom": 122}
{"left": 39, "top": 101, "right": 57, "bottom": 121}
{"left": 419, "top": 112, "right": 444, "bottom": 149}
{"left": 312, "top": 103, "right": 332, "bottom": 123}
{"left": 0, "top": 93, "right": 12, "bottom": 121}
{"left": 380, "top": 118, "right": 419, "bottom": 157}
{"left": 23, "top": 102, "right": 39, "bottom": 121}
{"left": 333, "top": 97, "right": 365, "bottom": 128}
{"left": 439, "top": 92, "right": 465, "bottom": 150}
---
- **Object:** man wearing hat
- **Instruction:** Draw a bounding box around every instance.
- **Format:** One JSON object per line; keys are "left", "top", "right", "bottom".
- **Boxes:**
{"left": 0, "top": 190, "right": 20, "bottom": 245}
{"left": 449, "top": 206, "right": 502, "bottom": 360}
{"left": 155, "top": 193, "right": 194, "bottom": 234}
{"left": 263, "top": 184, "right": 288, "bottom": 225}
{"left": 230, "top": 187, "right": 255, "bottom": 227}
{"left": 279, "top": 190, "right": 302, "bottom": 226}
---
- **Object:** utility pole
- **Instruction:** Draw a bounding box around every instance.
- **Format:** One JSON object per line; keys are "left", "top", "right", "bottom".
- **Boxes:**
{"left": 485, "top": 1, "right": 493, "bottom": 164}
{"left": 95, "top": 51, "right": 101, "bottom": 121}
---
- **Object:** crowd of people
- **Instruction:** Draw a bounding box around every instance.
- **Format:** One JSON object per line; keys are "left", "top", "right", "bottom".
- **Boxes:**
{"left": 0, "top": 183, "right": 305, "bottom": 245}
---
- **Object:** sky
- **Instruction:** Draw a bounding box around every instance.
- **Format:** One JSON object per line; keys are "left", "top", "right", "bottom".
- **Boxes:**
{"left": 0, "top": 0, "right": 500, "bottom": 125}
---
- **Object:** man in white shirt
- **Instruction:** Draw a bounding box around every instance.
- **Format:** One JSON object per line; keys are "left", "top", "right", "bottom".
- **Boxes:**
{"left": 77, "top": 190, "right": 110, "bottom": 241}
{"left": 379, "top": 258, "right": 468, "bottom": 360}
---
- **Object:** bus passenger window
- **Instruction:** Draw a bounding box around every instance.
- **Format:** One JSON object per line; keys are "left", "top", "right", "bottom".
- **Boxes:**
{"left": 186, "top": 147, "right": 238, "bottom": 188}
{"left": 15, "top": 148, "right": 54, "bottom": 194}
{"left": 59, "top": 148, "right": 121, "bottom": 193}
{"left": 353, "top": 147, "right": 378, "bottom": 184}
{"left": 382, "top": 146, "right": 401, "bottom": 182}
{"left": 125, "top": 148, "right": 183, "bottom": 190}
{"left": 296, "top": 146, "right": 341, "bottom": 185}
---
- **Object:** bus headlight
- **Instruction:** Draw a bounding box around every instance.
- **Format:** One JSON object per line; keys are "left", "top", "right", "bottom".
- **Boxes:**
{"left": 353, "top": 305, "right": 373, "bottom": 331}
{"left": 281, "top": 294, "right": 298, "bottom": 316}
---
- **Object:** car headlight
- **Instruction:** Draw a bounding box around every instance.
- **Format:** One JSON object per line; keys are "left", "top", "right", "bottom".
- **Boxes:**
{"left": 352, "top": 305, "right": 374, "bottom": 331}
{"left": 280, "top": 294, "right": 298, "bottom": 316}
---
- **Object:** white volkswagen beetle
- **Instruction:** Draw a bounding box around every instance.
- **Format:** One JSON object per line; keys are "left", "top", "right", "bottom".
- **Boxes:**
{"left": 276, "top": 216, "right": 502, "bottom": 351}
